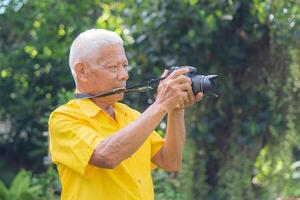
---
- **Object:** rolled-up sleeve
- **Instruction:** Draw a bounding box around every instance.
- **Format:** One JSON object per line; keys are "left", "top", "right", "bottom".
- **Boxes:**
{"left": 48, "top": 112, "right": 105, "bottom": 176}
{"left": 150, "top": 131, "right": 165, "bottom": 169}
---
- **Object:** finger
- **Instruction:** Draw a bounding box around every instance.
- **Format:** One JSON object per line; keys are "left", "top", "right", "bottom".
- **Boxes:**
{"left": 176, "top": 97, "right": 185, "bottom": 109}
{"left": 178, "top": 83, "right": 194, "bottom": 102}
{"left": 179, "top": 91, "right": 189, "bottom": 101}
{"left": 176, "top": 103, "right": 183, "bottom": 109}
{"left": 161, "top": 69, "right": 169, "bottom": 78}
{"left": 195, "top": 92, "right": 204, "bottom": 102}
{"left": 170, "top": 75, "right": 192, "bottom": 85}
{"left": 167, "top": 68, "right": 190, "bottom": 80}
{"left": 175, "top": 91, "right": 188, "bottom": 102}
{"left": 186, "top": 84, "right": 196, "bottom": 103}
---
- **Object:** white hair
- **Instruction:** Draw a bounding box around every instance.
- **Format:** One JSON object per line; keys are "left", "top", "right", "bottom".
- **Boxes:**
{"left": 69, "top": 29, "right": 124, "bottom": 84}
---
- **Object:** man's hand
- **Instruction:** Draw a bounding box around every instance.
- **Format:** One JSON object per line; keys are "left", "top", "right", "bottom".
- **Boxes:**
{"left": 154, "top": 68, "right": 193, "bottom": 112}
{"left": 155, "top": 67, "right": 204, "bottom": 112}
{"left": 176, "top": 90, "right": 204, "bottom": 110}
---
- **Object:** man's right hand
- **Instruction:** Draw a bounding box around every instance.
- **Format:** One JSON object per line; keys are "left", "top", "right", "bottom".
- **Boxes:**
{"left": 154, "top": 68, "right": 192, "bottom": 112}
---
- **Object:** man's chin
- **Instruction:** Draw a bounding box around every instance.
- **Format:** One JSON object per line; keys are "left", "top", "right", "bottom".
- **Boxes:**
{"left": 114, "top": 93, "right": 124, "bottom": 101}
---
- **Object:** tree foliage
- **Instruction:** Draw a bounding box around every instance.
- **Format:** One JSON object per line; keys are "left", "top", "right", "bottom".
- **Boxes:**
{"left": 0, "top": 0, "right": 300, "bottom": 199}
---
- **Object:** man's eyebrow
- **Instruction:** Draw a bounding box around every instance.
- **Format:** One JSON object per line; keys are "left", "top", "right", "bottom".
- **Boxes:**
{"left": 116, "top": 59, "right": 128, "bottom": 65}
{"left": 100, "top": 58, "right": 128, "bottom": 66}
{"left": 122, "top": 59, "right": 129, "bottom": 64}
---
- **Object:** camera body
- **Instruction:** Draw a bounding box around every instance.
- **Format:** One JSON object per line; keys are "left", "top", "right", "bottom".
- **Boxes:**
{"left": 168, "top": 66, "right": 218, "bottom": 97}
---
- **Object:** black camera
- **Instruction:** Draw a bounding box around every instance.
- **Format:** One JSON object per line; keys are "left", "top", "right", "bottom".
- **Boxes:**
{"left": 168, "top": 66, "right": 219, "bottom": 98}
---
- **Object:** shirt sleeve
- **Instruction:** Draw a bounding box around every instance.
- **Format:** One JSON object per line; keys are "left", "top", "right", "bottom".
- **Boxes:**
{"left": 120, "top": 104, "right": 165, "bottom": 169}
{"left": 150, "top": 130, "right": 165, "bottom": 169}
{"left": 48, "top": 112, "right": 105, "bottom": 176}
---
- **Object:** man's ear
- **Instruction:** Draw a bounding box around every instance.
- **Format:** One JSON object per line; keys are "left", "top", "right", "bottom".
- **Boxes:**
{"left": 75, "top": 62, "right": 89, "bottom": 82}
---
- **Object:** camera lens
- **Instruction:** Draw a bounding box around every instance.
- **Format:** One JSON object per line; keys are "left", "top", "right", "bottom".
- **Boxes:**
{"left": 191, "top": 75, "right": 218, "bottom": 97}
{"left": 169, "top": 66, "right": 219, "bottom": 98}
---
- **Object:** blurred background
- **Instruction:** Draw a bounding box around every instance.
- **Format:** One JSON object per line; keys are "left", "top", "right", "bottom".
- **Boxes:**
{"left": 0, "top": 0, "right": 300, "bottom": 199}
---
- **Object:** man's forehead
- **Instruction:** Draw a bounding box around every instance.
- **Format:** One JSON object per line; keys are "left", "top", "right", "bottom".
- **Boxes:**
{"left": 99, "top": 57, "right": 128, "bottom": 65}
{"left": 99, "top": 44, "right": 125, "bottom": 55}
{"left": 96, "top": 44, "right": 127, "bottom": 63}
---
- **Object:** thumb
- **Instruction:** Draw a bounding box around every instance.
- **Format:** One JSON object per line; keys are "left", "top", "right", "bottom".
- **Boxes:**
{"left": 161, "top": 69, "right": 169, "bottom": 78}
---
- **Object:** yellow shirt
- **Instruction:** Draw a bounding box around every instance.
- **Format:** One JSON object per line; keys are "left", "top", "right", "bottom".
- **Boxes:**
{"left": 48, "top": 99, "right": 165, "bottom": 200}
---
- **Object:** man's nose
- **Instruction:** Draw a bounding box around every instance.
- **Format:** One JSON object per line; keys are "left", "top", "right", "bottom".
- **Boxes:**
{"left": 117, "top": 66, "right": 129, "bottom": 81}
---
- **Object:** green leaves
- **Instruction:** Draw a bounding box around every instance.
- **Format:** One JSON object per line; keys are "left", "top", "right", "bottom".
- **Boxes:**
{"left": 0, "top": 0, "right": 300, "bottom": 199}
{"left": 0, "top": 170, "right": 42, "bottom": 200}
{"left": 0, "top": 181, "right": 9, "bottom": 200}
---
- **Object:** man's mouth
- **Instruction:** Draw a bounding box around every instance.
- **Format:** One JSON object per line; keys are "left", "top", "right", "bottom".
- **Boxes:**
{"left": 114, "top": 85, "right": 126, "bottom": 89}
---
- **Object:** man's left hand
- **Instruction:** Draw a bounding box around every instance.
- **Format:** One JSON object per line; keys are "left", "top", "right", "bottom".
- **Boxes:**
{"left": 175, "top": 91, "right": 204, "bottom": 110}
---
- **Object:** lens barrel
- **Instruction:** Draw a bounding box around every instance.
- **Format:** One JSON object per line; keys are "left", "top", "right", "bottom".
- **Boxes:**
{"left": 170, "top": 66, "right": 219, "bottom": 97}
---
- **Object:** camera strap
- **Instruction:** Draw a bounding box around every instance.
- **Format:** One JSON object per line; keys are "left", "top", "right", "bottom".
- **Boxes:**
{"left": 74, "top": 76, "right": 166, "bottom": 100}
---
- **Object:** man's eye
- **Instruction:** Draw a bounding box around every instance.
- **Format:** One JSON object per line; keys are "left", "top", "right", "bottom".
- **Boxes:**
{"left": 107, "top": 66, "right": 117, "bottom": 70}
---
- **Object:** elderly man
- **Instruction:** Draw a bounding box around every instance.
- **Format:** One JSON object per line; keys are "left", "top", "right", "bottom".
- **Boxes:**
{"left": 48, "top": 29, "right": 203, "bottom": 200}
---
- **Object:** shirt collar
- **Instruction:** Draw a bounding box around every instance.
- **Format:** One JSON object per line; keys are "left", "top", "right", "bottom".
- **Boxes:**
{"left": 77, "top": 99, "right": 102, "bottom": 117}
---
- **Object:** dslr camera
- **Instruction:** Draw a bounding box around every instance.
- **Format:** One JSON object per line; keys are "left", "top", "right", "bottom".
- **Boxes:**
{"left": 168, "top": 66, "right": 218, "bottom": 98}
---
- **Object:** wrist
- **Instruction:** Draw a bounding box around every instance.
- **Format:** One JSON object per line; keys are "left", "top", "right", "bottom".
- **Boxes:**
{"left": 169, "top": 109, "right": 184, "bottom": 117}
{"left": 151, "top": 101, "right": 168, "bottom": 116}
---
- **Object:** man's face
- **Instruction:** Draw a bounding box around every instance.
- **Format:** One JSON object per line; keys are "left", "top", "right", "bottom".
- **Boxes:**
{"left": 84, "top": 44, "right": 129, "bottom": 102}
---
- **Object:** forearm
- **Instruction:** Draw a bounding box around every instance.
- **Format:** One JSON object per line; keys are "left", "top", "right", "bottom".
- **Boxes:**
{"left": 90, "top": 102, "right": 166, "bottom": 168}
{"left": 153, "top": 109, "right": 186, "bottom": 171}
